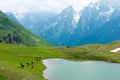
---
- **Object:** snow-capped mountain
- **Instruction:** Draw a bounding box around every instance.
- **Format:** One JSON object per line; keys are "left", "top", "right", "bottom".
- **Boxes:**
{"left": 75, "top": 1, "right": 116, "bottom": 33}
{"left": 71, "top": 0, "right": 120, "bottom": 45}
{"left": 41, "top": 6, "right": 80, "bottom": 45}
{"left": 67, "top": 1, "right": 120, "bottom": 46}
{"left": 14, "top": 12, "right": 57, "bottom": 35}
{"left": 43, "top": 0, "right": 120, "bottom": 46}
{"left": 77, "top": 15, "right": 120, "bottom": 45}
{"left": 14, "top": 0, "right": 120, "bottom": 46}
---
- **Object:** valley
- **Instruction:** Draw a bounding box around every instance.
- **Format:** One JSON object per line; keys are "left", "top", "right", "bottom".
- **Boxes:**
{"left": 14, "top": 0, "right": 120, "bottom": 46}
{"left": 1, "top": 41, "right": 120, "bottom": 80}
{"left": 0, "top": 0, "right": 120, "bottom": 80}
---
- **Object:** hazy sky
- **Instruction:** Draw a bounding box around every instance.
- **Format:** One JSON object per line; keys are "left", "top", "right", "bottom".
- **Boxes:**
{"left": 0, "top": 0, "right": 98, "bottom": 13}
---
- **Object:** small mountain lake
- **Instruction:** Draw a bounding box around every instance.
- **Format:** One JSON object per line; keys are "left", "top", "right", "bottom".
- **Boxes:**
{"left": 43, "top": 59, "right": 120, "bottom": 80}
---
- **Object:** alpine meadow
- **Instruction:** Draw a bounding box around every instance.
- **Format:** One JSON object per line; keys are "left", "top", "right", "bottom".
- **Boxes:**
{"left": 0, "top": 0, "right": 120, "bottom": 80}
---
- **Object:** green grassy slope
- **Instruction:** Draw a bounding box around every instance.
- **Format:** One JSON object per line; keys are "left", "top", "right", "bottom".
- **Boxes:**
{"left": 0, "top": 42, "right": 120, "bottom": 80}
{"left": 98, "top": 41, "right": 120, "bottom": 51}
{"left": 0, "top": 43, "right": 65, "bottom": 80}
{"left": 0, "top": 11, "right": 50, "bottom": 46}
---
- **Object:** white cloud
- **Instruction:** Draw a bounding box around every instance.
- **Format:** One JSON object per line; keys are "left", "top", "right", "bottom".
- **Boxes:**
{"left": 0, "top": 0, "right": 98, "bottom": 13}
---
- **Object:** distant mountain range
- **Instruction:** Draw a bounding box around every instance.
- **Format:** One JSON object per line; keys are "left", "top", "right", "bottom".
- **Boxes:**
{"left": 7, "top": 0, "right": 120, "bottom": 46}
{"left": 14, "top": 12, "right": 57, "bottom": 35}
{"left": 0, "top": 11, "right": 50, "bottom": 46}
{"left": 78, "top": 16, "right": 120, "bottom": 45}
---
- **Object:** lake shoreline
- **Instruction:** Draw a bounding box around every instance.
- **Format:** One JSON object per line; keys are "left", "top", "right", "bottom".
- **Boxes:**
{"left": 1, "top": 43, "right": 120, "bottom": 80}
{"left": 41, "top": 58, "right": 120, "bottom": 80}
{"left": 42, "top": 59, "right": 120, "bottom": 80}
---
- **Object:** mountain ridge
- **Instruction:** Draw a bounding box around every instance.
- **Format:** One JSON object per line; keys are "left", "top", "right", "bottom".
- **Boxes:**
{"left": 0, "top": 11, "right": 51, "bottom": 46}
{"left": 10, "top": 0, "right": 120, "bottom": 46}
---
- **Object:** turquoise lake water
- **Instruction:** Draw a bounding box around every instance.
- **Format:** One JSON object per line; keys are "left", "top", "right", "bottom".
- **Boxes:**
{"left": 43, "top": 59, "right": 120, "bottom": 80}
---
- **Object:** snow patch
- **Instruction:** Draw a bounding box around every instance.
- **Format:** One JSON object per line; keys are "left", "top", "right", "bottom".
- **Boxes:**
{"left": 63, "top": 15, "right": 68, "bottom": 18}
{"left": 73, "top": 12, "right": 80, "bottom": 23}
{"left": 72, "top": 12, "right": 80, "bottom": 28}
{"left": 110, "top": 48, "right": 120, "bottom": 53}
{"left": 104, "top": 6, "right": 115, "bottom": 16}
{"left": 15, "top": 13, "right": 25, "bottom": 19}
{"left": 89, "top": 3, "right": 94, "bottom": 8}
{"left": 99, "top": 6, "right": 115, "bottom": 21}
{"left": 51, "top": 21, "right": 58, "bottom": 28}
{"left": 95, "top": 3, "right": 100, "bottom": 10}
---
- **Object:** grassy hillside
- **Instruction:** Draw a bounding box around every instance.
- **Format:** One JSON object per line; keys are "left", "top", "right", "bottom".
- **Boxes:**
{"left": 0, "top": 11, "right": 50, "bottom": 46}
{"left": 0, "top": 43, "right": 65, "bottom": 80}
{"left": 0, "top": 42, "right": 120, "bottom": 80}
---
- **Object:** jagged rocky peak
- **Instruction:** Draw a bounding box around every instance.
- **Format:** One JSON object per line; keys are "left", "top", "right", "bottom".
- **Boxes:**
{"left": 88, "top": 3, "right": 95, "bottom": 8}
{"left": 60, "top": 6, "right": 75, "bottom": 15}
{"left": 96, "top": 0, "right": 120, "bottom": 9}
{"left": 12, "top": 0, "right": 120, "bottom": 46}
{"left": 63, "top": 6, "right": 74, "bottom": 12}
